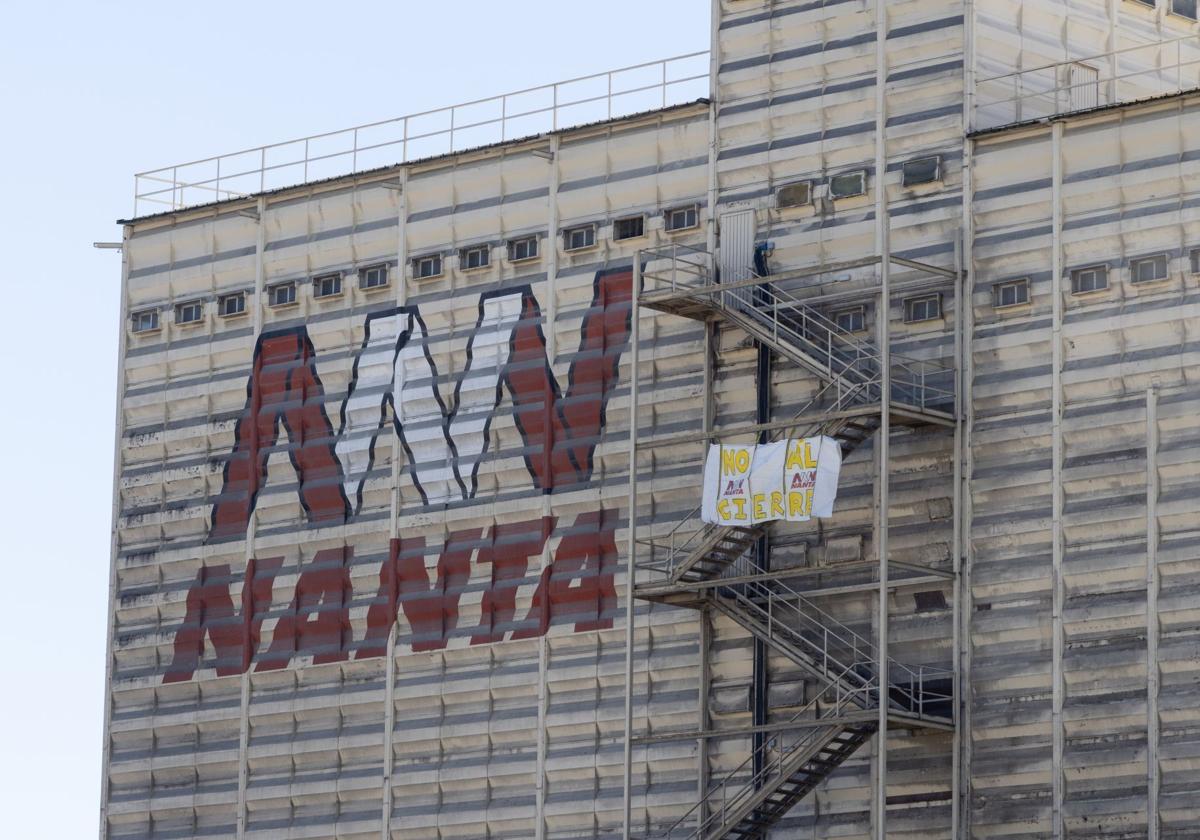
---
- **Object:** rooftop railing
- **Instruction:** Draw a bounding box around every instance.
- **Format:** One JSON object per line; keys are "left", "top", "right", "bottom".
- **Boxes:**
{"left": 975, "top": 33, "right": 1200, "bottom": 130}
{"left": 132, "top": 51, "right": 710, "bottom": 217}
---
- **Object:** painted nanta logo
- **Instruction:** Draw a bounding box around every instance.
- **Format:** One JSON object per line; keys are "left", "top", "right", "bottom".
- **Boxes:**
{"left": 162, "top": 267, "right": 632, "bottom": 683}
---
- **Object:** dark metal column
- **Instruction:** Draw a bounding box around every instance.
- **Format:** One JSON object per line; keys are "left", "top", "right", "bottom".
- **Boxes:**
{"left": 751, "top": 244, "right": 772, "bottom": 784}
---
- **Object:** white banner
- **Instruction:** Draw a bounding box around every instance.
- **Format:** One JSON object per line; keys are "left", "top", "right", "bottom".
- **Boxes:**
{"left": 701, "top": 437, "right": 842, "bottom": 526}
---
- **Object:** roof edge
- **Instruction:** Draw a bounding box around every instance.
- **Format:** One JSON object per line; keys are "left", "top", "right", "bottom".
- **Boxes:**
{"left": 119, "top": 98, "right": 711, "bottom": 227}
{"left": 968, "top": 86, "right": 1200, "bottom": 140}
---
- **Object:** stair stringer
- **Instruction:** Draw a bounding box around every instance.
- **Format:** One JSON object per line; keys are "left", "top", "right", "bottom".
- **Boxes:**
{"left": 697, "top": 722, "right": 877, "bottom": 840}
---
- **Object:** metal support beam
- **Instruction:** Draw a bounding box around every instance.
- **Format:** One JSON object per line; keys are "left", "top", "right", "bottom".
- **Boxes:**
{"left": 697, "top": 607, "right": 712, "bottom": 830}
{"left": 706, "top": 0, "right": 720, "bottom": 251}
{"left": 636, "top": 404, "right": 886, "bottom": 450}
{"left": 889, "top": 255, "right": 959, "bottom": 278}
{"left": 751, "top": 339, "right": 771, "bottom": 786}
{"left": 635, "top": 401, "right": 953, "bottom": 453}
{"left": 633, "top": 710, "right": 949, "bottom": 747}
{"left": 236, "top": 194, "right": 267, "bottom": 840}
{"left": 534, "top": 132, "right": 561, "bottom": 840}
{"left": 1051, "top": 120, "right": 1066, "bottom": 840}
{"left": 380, "top": 166, "right": 409, "bottom": 839}
{"left": 873, "top": 0, "right": 891, "bottom": 833}
{"left": 951, "top": 230, "right": 966, "bottom": 840}
{"left": 1146, "top": 385, "right": 1161, "bottom": 840}
{"left": 958, "top": 26, "right": 979, "bottom": 824}
{"left": 636, "top": 571, "right": 949, "bottom": 601}
{"left": 697, "top": 234, "right": 717, "bottom": 829}
{"left": 622, "top": 253, "right": 643, "bottom": 840}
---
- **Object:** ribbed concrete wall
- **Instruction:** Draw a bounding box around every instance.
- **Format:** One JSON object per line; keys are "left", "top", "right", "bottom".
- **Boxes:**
{"left": 710, "top": 1, "right": 964, "bottom": 833}
{"left": 103, "top": 2, "right": 1200, "bottom": 838}
{"left": 969, "top": 91, "right": 1200, "bottom": 839}
{"left": 106, "top": 105, "right": 719, "bottom": 839}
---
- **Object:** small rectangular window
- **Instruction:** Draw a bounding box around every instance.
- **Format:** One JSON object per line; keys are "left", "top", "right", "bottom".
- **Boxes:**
{"left": 507, "top": 235, "right": 539, "bottom": 262}
{"left": 413, "top": 254, "right": 443, "bottom": 280}
{"left": 131, "top": 309, "right": 160, "bottom": 333}
{"left": 175, "top": 300, "right": 204, "bottom": 325}
{"left": 612, "top": 216, "right": 645, "bottom": 241}
{"left": 1130, "top": 254, "right": 1169, "bottom": 284}
{"left": 775, "top": 182, "right": 811, "bottom": 209}
{"left": 564, "top": 224, "right": 596, "bottom": 252}
{"left": 904, "top": 294, "right": 941, "bottom": 323}
{"left": 1070, "top": 265, "right": 1109, "bottom": 295}
{"left": 665, "top": 205, "right": 699, "bottom": 232}
{"left": 829, "top": 170, "right": 867, "bottom": 199}
{"left": 218, "top": 292, "right": 246, "bottom": 317}
{"left": 833, "top": 306, "right": 866, "bottom": 333}
{"left": 993, "top": 278, "right": 1030, "bottom": 308}
{"left": 914, "top": 590, "right": 948, "bottom": 612}
{"left": 312, "top": 273, "right": 342, "bottom": 299}
{"left": 269, "top": 282, "right": 297, "bottom": 307}
{"left": 901, "top": 156, "right": 942, "bottom": 187}
{"left": 460, "top": 244, "right": 491, "bottom": 270}
{"left": 359, "top": 264, "right": 389, "bottom": 290}
{"left": 1190, "top": 248, "right": 1200, "bottom": 274}
{"left": 1173, "top": 0, "right": 1197, "bottom": 19}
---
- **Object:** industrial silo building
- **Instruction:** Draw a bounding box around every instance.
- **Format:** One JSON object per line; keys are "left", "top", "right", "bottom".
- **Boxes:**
{"left": 102, "top": 1, "right": 1200, "bottom": 838}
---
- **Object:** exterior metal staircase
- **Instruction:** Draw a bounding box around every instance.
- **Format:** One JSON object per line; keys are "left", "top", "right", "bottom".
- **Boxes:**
{"left": 633, "top": 246, "right": 957, "bottom": 840}
{"left": 639, "top": 566, "right": 951, "bottom": 840}
{"left": 638, "top": 245, "right": 953, "bottom": 589}
{"left": 645, "top": 549, "right": 951, "bottom": 724}
{"left": 707, "top": 569, "right": 950, "bottom": 721}
{"left": 639, "top": 247, "right": 956, "bottom": 417}
{"left": 670, "top": 526, "right": 763, "bottom": 585}
{"left": 658, "top": 670, "right": 880, "bottom": 840}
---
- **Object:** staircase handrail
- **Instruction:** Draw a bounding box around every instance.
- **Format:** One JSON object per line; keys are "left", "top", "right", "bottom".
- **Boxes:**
{"left": 659, "top": 661, "right": 873, "bottom": 839}
{"left": 641, "top": 242, "right": 714, "bottom": 293}
{"left": 737, "top": 272, "right": 953, "bottom": 393}
{"left": 716, "top": 566, "right": 954, "bottom": 713}
{"left": 717, "top": 576, "right": 876, "bottom": 690}
{"left": 642, "top": 245, "right": 954, "bottom": 401}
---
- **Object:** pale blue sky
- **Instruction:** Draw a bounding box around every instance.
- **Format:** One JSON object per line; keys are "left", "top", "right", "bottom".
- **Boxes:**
{"left": 0, "top": 2, "right": 707, "bottom": 834}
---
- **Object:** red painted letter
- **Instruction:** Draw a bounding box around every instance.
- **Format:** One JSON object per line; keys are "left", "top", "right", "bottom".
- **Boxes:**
{"left": 396, "top": 529, "right": 479, "bottom": 652}
{"left": 514, "top": 509, "right": 619, "bottom": 639}
{"left": 470, "top": 517, "right": 555, "bottom": 645}
{"left": 505, "top": 268, "right": 634, "bottom": 492}
{"left": 256, "top": 547, "right": 353, "bottom": 671}
{"left": 163, "top": 556, "right": 283, "bottom": 683}
{"left": 210, "top": 328, "right": 349, "bottom": 539}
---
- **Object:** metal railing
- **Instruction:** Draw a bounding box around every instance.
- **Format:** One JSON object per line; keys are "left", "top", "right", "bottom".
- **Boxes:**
{"left": 711, "top": 552, "right": 954, "bottom": 714}
{"left": 659, "top": 667, "right": 870, "bottom": 840}
{"left": 132, "top": 52, "right": 710, "bottom": 216}
{"left": 975, "top": 33, "right": 1200, "bottom": 129}
{"left": 640, "top": 245, "right": 956, "bottom": 413}
{"left": 639, "top": 520, "right": 954, "bottom": 717}
{"left": 644, "top": 579, "right": 952, "bottom": 840}
{"left": 722, "top": 276, "right": 954, "bottom": 410}
{"left": 634, "top": 246, "right": 955, "bottom": 581}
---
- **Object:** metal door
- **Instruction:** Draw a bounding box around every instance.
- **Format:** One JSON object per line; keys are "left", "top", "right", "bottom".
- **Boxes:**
{"left": 1069, "top": 63, "right": 1099, "bottom": 110}
{"left": 718, "top": 207, "right": 757, "bottom": 283}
